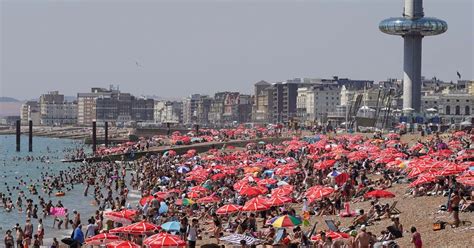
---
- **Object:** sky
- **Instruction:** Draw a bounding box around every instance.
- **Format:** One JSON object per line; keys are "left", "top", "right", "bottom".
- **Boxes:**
{"left": 1, "top": 0, "right": 473, "bottom": 100}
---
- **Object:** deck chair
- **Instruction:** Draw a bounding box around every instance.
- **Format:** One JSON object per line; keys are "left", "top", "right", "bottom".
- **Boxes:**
{"left": 273, "top": 228, "right": 285, "bottom": 245}
{"left": 389, "top": 201, "right": 401, "bottom": 214}
{"left": 325, "top": 219, "right": 340, "bottom": 232}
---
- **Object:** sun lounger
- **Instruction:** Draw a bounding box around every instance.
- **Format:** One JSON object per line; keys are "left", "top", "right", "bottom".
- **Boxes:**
{"left": 325, "top": 219, "right": 340, "bottom": 232}
{"left": 389, "top": 201, "right": 401, "bottom": 214}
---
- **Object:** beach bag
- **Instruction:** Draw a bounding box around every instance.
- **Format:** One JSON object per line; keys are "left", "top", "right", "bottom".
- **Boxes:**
{"left": 432, "top": 221, "right": 446, "bottom": 231}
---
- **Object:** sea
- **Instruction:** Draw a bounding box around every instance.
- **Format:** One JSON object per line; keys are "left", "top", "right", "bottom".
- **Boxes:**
{"left": 0, "top": 135, "right": 97, "bottom": 244}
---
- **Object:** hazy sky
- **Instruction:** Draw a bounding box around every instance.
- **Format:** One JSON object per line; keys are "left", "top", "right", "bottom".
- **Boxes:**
{"left": 1, "top": 0, "right": 473, "bottom": 100}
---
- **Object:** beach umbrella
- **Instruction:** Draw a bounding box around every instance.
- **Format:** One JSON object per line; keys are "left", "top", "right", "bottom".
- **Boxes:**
{"left": 189, "top": 185, "right": 208, "bottom": 193}
{"left": 311, "top": 231, "right": 350, "bottom": 241}
{"left": 122, "top": 220, "right": 161, "bottom": 235}
{"left": 239, "top": 186, "right": 267, "bottom": 197}
{"left": 305, "top": 186, "right": 335, "bottom": 199}
{"left": 364, "top": 190, "right": 395, "bottom": 199}
{"left": 271, "top": 185, "right": 294, "bottom": 196}
{"left": 144, "top": 233, "right": 186, "bottom": 247}
{"left": 271, "top": 215, "right": 302, "bottom": 228}
{"left": 196, "top": 195, "right": 220, "bottom": 204}
{"left": 211, "top": 173, "right": 226, "bottom": 181}
{"left": 177, "top": 166, "right": 190, "bottom": 174}
{"left": 139, "top": 195, "right": 156, "bottom": 206}
{"left": 186, "top": 191, "right": 201, "bottom": 199}
{"left": 216, "top": 204, "right": 242, "bottom": 215}
{"left": 161, "top": 221, "right": 181, "bottom": 232}
{"left": 266, "top": 195, "right": 293, "bottom": 206}
{"left": 257, "top": 178, "right": 278, "bottom": 187}
{"left": 85, "top": 233, "right": 121, "bottom": 245}
{"left": 104, "top": 209, "right": 138, "bottom": 224}
{"left": 457, "top": 177, "right": 474, "bottom": 187}
{"left": 106, "top": 241, "right": 140, "bottom": 248}
{"left": 175, "top": 198, "right": 195, "bottom": 206}
{"left": 154, "top": 192, "right": 170, "bottom": 199}
{"left": 313, "top": 160, "right": 336, "bottom": 170}
{"left": 242, "top": 197, "right": 270, "bottom": 212}
{"left": 409, "top": 174, "right": 437, "bottom": 187}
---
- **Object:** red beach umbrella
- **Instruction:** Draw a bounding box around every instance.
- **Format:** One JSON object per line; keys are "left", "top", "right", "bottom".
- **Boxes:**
{"left": 186, "top": 191, "right": 201, "bottom": 199}
{"left": 196, "top": 195, "right": 220, "bottom": 204}
{"left": 239, "top": 186, "right": 267, "bottom": 197}
{"left": 364, "top": 190, "right": 395, "bottom": 199}
{"left": 409, "top": 174, "right": 437, "bottom": 187}
{"left": 314, "top": 160, "right": 336, "bottom": 170}
{"left": 122, "top": 220, "right": 161, "bottom": 235}
{"left": 85, "top": 233, "right": 121, "bottom": 245}
{"left": 216, "top": 204, "right": 242, "bottom": 215}
{"left": 189, "top": 185, "right": 208, "bottom": 193}
{"left": 139, "top": 195, "right": 155, "bottom": 206}
{"left": 266, "top": 195, "right": 293, "bottom": 206}
{"left": 305, "top": 186, "right": 335, "bottom": 199}
{"left": 143, "top": 233, "right": 186, "bottom": 247}
{"left": 271, "top": 185, "right": 294, "bottom": 196}
{"left": 242, "top": 197, "right": 270, "bottom": 212}
{"left": 106, "top": 241, "right": 140, "bottom": 248}
{"left": 104, "top": 209, "right": 138, "bottom": 224}
{"left": 257, "top": 178, "right": 278, "bottom": 187}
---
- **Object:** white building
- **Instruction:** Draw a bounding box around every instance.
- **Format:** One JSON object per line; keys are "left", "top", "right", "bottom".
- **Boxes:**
{"left": 154, "top": 101, "right": 182, "bottom": 124}
{"left": 40, "top": 102, "right": 77, "bottom": 126}
{"left": 20, "top": 101, "right": 41, "bottom": 125}
{"left": 297, "top": 84, "right": 341, "bottom": 123}
{"left": 39, "top": 91, "right": 77, "bottom": 126}
{"left": 422, "top": 88, "right": 474, "bottom": 124}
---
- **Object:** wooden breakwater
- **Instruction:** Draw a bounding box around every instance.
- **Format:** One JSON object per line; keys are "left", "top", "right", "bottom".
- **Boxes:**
{"left": 62, "top": 136, "right": 291, "bottom": 163}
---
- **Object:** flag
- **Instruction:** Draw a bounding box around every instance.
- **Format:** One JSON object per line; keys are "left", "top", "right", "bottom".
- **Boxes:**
{"left": 457, "top": 71, "right": 461, "bottom": 79}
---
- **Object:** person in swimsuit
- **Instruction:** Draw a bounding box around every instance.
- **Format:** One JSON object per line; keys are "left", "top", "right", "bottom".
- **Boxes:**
{"left": 4, "top": 230, "right": 14, "bottom": 248}
{"left": 450, "top": 191, "right": 463, "bottom": 227}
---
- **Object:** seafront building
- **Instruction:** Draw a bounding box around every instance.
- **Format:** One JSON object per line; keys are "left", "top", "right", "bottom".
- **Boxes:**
{"left": 39, "top": 91, "right": 77, "bottom": 126}
{"left": 20, "top": 101, "right": 41, "bottom": 125}
{"left": 77, "top": 87, "right": 154, "bottom": 126}
{"left": 154, "top": 100, "right": 182, "bottom": 124}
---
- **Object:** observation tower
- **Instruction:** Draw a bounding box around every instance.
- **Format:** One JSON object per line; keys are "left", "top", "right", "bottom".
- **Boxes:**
{"left": 379, "top": 0, "right": 447, "bottom": 112}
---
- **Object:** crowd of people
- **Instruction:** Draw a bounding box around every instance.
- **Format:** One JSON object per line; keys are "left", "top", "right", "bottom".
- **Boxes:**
{"left": 2, "top": 126, "right": 473, "bottom": 248}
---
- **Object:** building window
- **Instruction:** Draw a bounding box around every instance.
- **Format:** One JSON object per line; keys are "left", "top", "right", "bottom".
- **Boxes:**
{"left": 434, "top": 101, "right": 437, "bottom": 104}
{"left": 455, "top": 105, "right": 460, "bottom": 115}
{"left": 447, "top": 99, "right": 450, "bottom": 102}
{"left": 446, "top": 106, "right": 451, "bottom": 115}
{"left": 465, "top": 106, "right": 470, "bottom": 115}
{"left": 456, "top": 99, "right": 460, "bottom": 102}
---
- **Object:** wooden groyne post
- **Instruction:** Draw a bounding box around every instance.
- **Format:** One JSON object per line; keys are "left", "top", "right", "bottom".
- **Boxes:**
{"left": 104, "top": 121, "right": 109, "bottom": 147}
{"left": 92, "top": 121, "right": 97, "bottom": 153}
{"left": 28, "top": 120, "right": 33, "bottom": 152}
{"left": 16, "top": 120, "right": 21, "bottom": 152}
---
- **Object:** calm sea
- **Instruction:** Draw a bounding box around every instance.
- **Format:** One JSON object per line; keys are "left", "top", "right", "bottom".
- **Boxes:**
{"left": 0, "top": 135, "right": 96, "bottom": 243}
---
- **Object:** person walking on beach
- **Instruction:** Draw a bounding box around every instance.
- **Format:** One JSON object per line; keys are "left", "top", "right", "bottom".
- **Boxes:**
{"left": 187, "top": 218, "right": 198, "bottom": 248}
{"left": 355, "top": 225, "right": 371, "bottom": 248}
{"left": 410, "top": 226, "right": 422, "bottom": 248}
{"left": 450, "top": 191, "right": 462, "bottom": 227}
